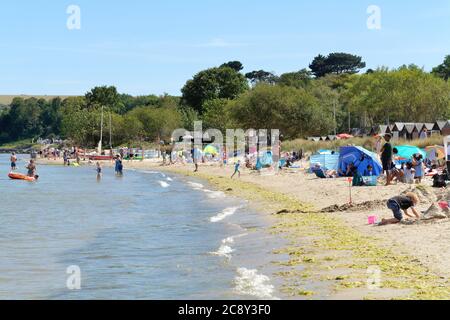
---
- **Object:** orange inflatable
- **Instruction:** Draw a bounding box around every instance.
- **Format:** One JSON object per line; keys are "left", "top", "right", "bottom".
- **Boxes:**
{"left": 8, "top": 172, "right": 37, "bottom": 182}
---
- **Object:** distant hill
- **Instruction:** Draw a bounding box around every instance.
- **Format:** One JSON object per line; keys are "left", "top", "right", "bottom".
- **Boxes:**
{"left": 0, "top": 95, "right": 75, "bottom": 105}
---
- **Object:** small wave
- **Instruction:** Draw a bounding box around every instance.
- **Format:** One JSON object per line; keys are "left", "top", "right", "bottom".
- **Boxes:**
{"left": 187, "top": 182, "right": 204, "bottom": 189}
{"left": 210, "top": 207, "right": 239, "bottom": 223}
{"left": 234, "top": 268, "right": 277, "bottom": 300}
{"left": 160, "top": 173, "right": 166, "bottom": 178}
{"left": 222, "top": 233, "right": 248, "bottom": 245}
{"left": 158, "top": 181, "right": 170, "bottom": 188}
{"left": 222, "top": 237, "right": 235, "bottom": 245}
{"left": 143, "top": 171, "right": 159, "bottom": 174}
{"left": 203, "top": 189, "right": 225, "bottom": 199}
{"left": 211, "top": 244, "right": 234, "bottom": 259}
{"left": 166, "top": 177, "right": 173, "bottom": 182}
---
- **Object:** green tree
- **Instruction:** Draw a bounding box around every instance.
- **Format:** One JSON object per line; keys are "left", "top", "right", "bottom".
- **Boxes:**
{"left": 278, "top": 69, "right": 312, "bottom": 88}
{"left": 220, "top": 61, "right": 244, "bottom": 72}
{"left": 228, "top": 84, "right": 333, "bottom": 139}
{"left": 346, "top": 66, "right": 450, "bottom": 125}
{"left": 127, "top": 106, "right": 182, "bottom": 143}
{"left": 245, "top": 70, "right": 278, "bottom": 85}
{"left": 181, "top": 66, "right": 248, "bottom": 114}
{"left": 432, "top": 55, "right": 450, "bottom": 81}
{"left": 202, "top": 98, "right": 231, "bottom": 132}
{"left": 85, "top": 86, "right": 125, "bottom": 113}
{"left": 310, "top": 53, "right": 366, "bottom": 77}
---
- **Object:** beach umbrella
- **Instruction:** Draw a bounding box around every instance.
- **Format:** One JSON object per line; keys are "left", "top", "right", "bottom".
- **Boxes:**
{"left": 394, "top": 145, "right": 426, "bottom": 162}
{"left": 425, "top": 145, "right": 445, "bottom": 160}
{"left": 203, "top": 145, "right": 218, "bottom": 155}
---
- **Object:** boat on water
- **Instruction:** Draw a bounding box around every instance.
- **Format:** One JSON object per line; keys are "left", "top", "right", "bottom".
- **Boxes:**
{"left": 8, "top": 172, "right": 38, "bottom": 182}
{"left": 87, "top": 155, "right": 113, "bottom": 161}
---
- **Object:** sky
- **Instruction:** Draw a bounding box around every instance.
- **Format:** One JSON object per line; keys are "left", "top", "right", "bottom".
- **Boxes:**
{"left": 0, "top": 0, "right": 449, "bottom": 96}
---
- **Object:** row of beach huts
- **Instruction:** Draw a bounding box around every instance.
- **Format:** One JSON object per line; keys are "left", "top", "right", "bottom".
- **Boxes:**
{"left": 308, "top": 121, "right": 450, "bottom": 142}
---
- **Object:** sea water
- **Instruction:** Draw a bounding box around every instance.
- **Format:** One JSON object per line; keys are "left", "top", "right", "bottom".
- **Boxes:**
{"left": 0, "top": 154, "right": 285, "bottom": 300}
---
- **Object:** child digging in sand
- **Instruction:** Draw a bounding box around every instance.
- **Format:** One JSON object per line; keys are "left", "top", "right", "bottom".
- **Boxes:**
{"left": 380, "top": 193, "right": 420, "bottom": 225}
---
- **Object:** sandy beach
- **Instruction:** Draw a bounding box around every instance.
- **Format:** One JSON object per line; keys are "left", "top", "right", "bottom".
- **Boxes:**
{"left": 36, "top": 157, "right": 450, "bottom": 299}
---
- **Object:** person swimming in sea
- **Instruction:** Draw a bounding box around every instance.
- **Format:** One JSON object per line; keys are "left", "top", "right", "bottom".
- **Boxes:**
{"left": 115, "top": 156, "right": 123, "bottom": 176}
{"left": 10, "top": 152, "right": 17, "bottom": 171}
{"left": 26, "top": 159, "right": 37, "bottom": 178}
{"left": 96, "top": 162, "right": 102, "bottom": 180}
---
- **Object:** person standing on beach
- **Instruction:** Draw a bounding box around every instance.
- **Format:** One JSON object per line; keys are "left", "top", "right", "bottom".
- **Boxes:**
{"left": 63, "top": 151, "right": 68, "bottom": 166}
{"left": 10, "top": 153, "right": 17, "bottom": 171}
{"left": 231, "top": 161, "right": 241, "bottom": 179}
{"left": 420, "top": 128, "right": 428, "bottom": 140}
{"left": 192, "top": 147, "right": 199, "bottom": 173}
{"left": 375, "top": 136, "right": 383, "bottom": 158}
{"left": 412, "top": 154, "right": 424, "bottom": 184}
{"left": 380, "top": 134, "right": 393, "bottom": 186}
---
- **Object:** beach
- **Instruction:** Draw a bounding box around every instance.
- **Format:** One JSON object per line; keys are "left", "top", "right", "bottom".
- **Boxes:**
{"left": 34, "top": 157, "right": 450, "bottom": 299}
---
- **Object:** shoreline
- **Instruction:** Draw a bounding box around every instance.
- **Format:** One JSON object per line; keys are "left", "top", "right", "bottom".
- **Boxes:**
{"left": 36, "top": 157, "right": 450, "bottom": 299}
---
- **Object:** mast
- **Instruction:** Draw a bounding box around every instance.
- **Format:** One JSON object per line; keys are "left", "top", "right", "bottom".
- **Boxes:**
{"left": 98, "top": 106, "right": 104, "bottom": 154}
{"left": 109, "top": 112, "right": 112, "bottom": 149}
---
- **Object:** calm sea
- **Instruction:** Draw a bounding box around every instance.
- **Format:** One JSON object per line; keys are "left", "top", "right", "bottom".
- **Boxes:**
{"left": 0, "top": 154, "right": 285, "bottom": 300}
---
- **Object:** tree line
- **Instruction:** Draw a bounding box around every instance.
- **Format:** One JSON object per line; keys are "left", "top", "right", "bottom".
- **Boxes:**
{"left": 1, "top": 52, "right": 450, "bottom": 147}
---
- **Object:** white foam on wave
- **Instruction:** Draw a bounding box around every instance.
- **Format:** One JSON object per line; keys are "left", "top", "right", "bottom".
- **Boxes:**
{"left": 187, "top": 182, "right": 204, "bottom": 189}
{"left": 166, "top": 177, "right": 173, "bottom": 182}
{"left": 222, "top": 233, "right": 248, "bottom": 245}
{"left": 211, "top": 244, "right": 234, "bottom": 259}
{"left": 158, "top": 181, "right": 170, "bottom": 188}
{"left": 210, "top": 207, "right": 239, "bottom": 223}
{"left": 203, "top": 189, "right": 226, "bottom": 199}
{"left": 234, "top": 268, "right": 277, "bottom": 300}
{"left": 143, "top": 170, "right": 159, "bottom": 174}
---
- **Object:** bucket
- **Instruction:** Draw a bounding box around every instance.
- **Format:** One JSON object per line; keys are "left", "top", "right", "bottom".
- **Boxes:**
{"left": 368, "top": 216, "right": 377, "bottom": 225}
{"left": 438, "top": 201, "right": 449, "bottom": 210}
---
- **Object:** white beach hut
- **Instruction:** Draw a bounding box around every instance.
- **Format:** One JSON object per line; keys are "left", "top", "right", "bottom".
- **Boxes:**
{"left": 445, "top": 136, "right": 450, "bottom": 161}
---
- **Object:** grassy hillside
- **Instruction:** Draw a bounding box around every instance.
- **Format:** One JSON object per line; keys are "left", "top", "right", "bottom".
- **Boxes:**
{"left": 0, "top": 95, "right": 74, "bottom": 105}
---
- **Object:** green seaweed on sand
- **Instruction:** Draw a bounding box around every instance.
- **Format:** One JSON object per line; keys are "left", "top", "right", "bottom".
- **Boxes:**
{"left": 161, "top": 167, "right": 450, "bottom": 300}
{"left": 274, "top": 211, "right": 450, "bottom": 299}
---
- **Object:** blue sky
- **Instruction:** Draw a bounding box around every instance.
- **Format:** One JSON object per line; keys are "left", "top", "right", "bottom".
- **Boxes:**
{"left": 1, "top": 0, "right": 449, "bottom": 96}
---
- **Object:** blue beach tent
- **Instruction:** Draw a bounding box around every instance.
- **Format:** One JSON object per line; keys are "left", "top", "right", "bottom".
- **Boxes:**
{"left": 338, "top": 146, "right": 383, "bottom": 177}
{"left": 309, "top": 153, "right": 340, "bottom": 171}
{"left": 256, "top": 151, "right": 273, "bottom": 170}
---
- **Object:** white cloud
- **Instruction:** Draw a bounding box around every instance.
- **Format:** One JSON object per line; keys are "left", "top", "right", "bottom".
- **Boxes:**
{"left": 197, "top": 38, "right": 249, "bottom": 48}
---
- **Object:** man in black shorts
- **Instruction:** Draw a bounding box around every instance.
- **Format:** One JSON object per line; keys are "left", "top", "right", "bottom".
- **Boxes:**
{"left": 380, "top": 134, "right": 393, "bottom": 186}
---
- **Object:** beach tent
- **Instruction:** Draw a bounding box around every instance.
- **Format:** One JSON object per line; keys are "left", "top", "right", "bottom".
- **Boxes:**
{"left": 394, "top": 145, "right": 426, "bottom": 163}
{"left": 256, "top": 151, "right": 273, "bottom": 170}
{"left": 203, "top": 144, "right": 219, "bottom": 155}
{"left": 310, "top": 153, "right": 340, "bottom": 171}
{"left": 338, "top": 146, "right": 382, "bottom": 176}
{"left": 260, "top": 151, "right": 273, "bottom": 166}
{"left": 425, "top": 146, "right": 445, "bottom": 161}
{"left": 317, "top": 149, "right": 334, "bottom": 155}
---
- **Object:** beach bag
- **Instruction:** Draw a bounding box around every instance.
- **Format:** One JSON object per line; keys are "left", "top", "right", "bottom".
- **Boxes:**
{"left": 432, "top": 174, "right": 447, "bottom": 188}
{"left": 363, "top": 176, "right": 377, "bottom": 187}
